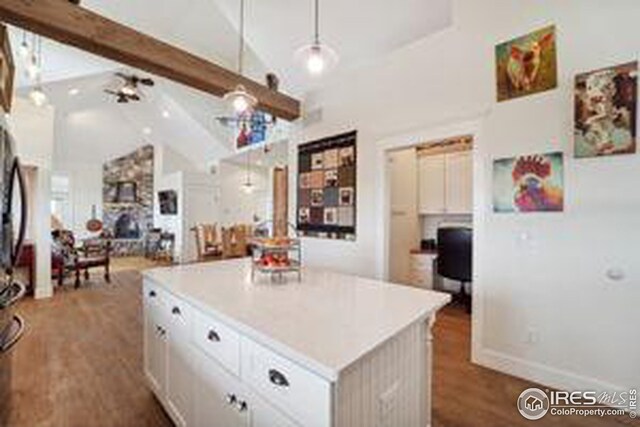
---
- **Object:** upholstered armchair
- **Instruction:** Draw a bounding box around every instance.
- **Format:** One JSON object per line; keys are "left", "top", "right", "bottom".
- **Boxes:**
{"left": 51, "top": 230, "right": 111, "bottom": 288}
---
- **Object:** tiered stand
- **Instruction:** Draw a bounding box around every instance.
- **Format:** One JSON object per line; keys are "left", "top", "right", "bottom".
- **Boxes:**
{"left": 250, "top": 221, "right": 301, "bottom": 283}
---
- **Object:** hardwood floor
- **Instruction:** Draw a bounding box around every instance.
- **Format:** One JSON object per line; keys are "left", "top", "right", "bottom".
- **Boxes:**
{"left": 6, "top": 270, "right": 638, "bottom": 427}
{"left": 432, "top": 304, "right": 638, "bottom": 427}
{"left": 7, "top": 270, "right": 173, "bottom": 427}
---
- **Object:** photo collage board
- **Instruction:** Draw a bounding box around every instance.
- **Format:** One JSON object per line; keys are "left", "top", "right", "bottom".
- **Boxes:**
{"left": 297, "top": 130, "right": 357, "bottom": 240}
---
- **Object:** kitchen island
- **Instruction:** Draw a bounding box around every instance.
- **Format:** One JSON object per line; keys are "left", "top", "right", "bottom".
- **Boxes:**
{"left": 142, "top": 259, "right": 450, "bottom": 427}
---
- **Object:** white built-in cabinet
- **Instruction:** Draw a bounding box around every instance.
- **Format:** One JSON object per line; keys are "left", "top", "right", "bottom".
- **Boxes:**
{"left": 143, "top": 277, "right": 432, "bottom": 427}
{"left": 418, "top": 150, "right": 472, "bottom": 215}
{"left": 143, "top": 282, "right": 303, "bottom": 427}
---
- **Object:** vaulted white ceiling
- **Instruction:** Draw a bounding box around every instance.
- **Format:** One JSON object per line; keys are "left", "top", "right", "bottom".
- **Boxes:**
{"left": 8, "top": 0, "right": 453, "bottom": 167}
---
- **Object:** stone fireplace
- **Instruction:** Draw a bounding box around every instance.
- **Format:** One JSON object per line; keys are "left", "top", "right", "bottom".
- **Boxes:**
{"left": 114, "top": 211, "right": 142, "bottom": 239}
{"left": 103, "top": 145, "right": 154, "bottom": 256}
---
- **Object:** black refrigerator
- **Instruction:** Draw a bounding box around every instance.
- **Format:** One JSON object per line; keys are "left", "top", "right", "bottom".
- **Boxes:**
{"left": 0, "top": 122, "right": 28, "bottom": 425}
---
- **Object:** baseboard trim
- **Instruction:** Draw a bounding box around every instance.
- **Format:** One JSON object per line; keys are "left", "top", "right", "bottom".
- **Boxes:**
{"left": 474, "top": 347, "right": 626, "bottom": 394}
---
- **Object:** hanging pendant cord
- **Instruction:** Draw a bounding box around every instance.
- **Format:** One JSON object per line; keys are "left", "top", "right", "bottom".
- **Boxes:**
{"left": 314, "top": 0, "right": 320, "bottom": 45}
{"left": 238, "top": 0, "right": 245, "bottom": 76}
{"left": 246, "top": 150, "right": 252, "bottom": 184}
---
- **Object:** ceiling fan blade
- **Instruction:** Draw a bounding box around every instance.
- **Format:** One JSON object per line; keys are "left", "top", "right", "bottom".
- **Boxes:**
{"left": 115, "top": 72, "right": 130, "bottom": 81}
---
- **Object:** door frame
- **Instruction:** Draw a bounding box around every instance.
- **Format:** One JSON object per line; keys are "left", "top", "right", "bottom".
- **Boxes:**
{"left": 374, "top": 116, "right": 485, "bottom": 362}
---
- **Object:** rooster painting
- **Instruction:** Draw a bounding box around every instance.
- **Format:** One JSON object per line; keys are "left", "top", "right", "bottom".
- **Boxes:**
{"left": 493, "top": 152, "right": 564, "bottom": 213}
{"left": 496, "top": 26, "right": 558, "bottom": 102}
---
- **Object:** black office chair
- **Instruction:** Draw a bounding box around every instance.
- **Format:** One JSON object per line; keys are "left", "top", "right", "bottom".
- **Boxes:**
{"left": 437, "top": 226, "right": 472, "bottom": 313}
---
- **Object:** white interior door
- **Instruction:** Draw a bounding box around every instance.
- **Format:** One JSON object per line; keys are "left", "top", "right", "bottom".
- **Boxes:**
{"left": 388, "top": 148, "right": 419, "bottom": 284}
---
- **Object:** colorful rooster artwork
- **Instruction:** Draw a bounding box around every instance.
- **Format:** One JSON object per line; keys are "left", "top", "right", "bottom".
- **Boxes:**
{"left": 496, "top": 26, "right": 558, "bottom": 102}
{"left": 493, "top": 152, "right": 564, "bottom": 213}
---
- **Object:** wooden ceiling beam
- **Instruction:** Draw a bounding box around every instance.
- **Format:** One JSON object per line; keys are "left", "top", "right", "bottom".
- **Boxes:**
{"left": 0, "top": 0, "right": 301, "bottom": 121}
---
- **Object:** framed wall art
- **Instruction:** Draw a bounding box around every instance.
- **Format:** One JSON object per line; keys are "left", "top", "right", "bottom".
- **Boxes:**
{"left": 297, "top": 130, "right": 356, "bottom": 240}
{"left": 574, "top": 61, "right": 637, "bottom": 158}
{"left": 493, "top": 151, "right": 564, "bottom": 213}
{"left": 495, "top": 25, "right": 557, "bottom": 102}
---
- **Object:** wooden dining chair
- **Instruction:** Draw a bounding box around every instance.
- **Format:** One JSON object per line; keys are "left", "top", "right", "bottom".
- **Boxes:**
{"left": 192, "top": 224, "right": 222, "bottom": 262}
{"left": 221, "top": 227, "right": 234, "bottom": 259}
{"left": 231, "top": 225, "right": 248, "bottom": 258}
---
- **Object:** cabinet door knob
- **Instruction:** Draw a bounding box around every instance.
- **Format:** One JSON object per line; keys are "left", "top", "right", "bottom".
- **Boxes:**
{"left": 225, "top": 393, "right": 237, "bottom": 405}
{"left": 149, "top": 290, "right": 156, "bottom": 298}
{"left": 172, "top": 306, "right": 181, "bottom": 315}
{"left": 268, "top": 369, "right": 289, "bottom": 387}
{"left": 207, "top": 330, "right": 220, "bottom": 342}
{"left": 236, "top": 400, "right": 248, "bottom": 413}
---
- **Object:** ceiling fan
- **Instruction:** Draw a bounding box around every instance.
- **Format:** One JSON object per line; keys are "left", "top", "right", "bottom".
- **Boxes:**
{"left": 104, "top": 72, "right": 155, "bottom": 103}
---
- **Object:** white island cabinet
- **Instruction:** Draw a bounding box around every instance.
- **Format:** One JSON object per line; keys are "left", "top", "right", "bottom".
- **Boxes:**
{"left": 143, "top": 259, "right": 450, "bottom": 427}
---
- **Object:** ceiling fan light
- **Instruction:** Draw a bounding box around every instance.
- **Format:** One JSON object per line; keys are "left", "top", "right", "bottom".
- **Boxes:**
{"left": 224, "top": 84, "right": 257, "bottom": 114}
{"left": 121, "top": 84, "right": 136, "bottom": 97}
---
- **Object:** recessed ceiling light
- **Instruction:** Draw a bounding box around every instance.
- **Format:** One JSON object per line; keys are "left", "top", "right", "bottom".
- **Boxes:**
{"left": 162, "top": 110, "right": 170, "bottom": 119}
{"left": 143, "top": 127, "right": 152, "bottom": 135}
{"left": 69, "top": 88, "right": 80, "bottom": 96}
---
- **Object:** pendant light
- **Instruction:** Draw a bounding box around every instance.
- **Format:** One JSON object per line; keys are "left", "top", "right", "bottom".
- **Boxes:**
{"left": 29, "top": 36, "right": 47, "bottom": 107}
{"left": 241, "top": 149, "right": 255, "bottom": 193}
{"left": 295, "top": 0, "right": 338, "bottom": 76}
{"left": 26, "top": 34, "right": 41, "bottom": 81}
{"left": 224, "top": 0, "right": 257, "bottom": 115}
{"left": 18, "top": 31, "right": 30, "bottom": 60}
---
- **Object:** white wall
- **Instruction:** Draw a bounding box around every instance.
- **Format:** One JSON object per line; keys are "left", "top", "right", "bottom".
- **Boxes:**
{"left": 7, "top": 98, "right": 55, "bottom": 299}
{"left": 155, "top": 171, "right": 218, "bottom": 263}
{"left": 217, "top": 161, "right": 270, "bottom": 226}
{"left": 292, "top": 0, "right": 640, "bottom": 395}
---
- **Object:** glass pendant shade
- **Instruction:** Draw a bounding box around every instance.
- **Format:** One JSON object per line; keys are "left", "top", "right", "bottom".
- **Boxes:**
{"left": 295, "top": 42, "right": 338, "bottom": 76}
{"left": 223, "top": 0, "right": 257, "bottom": 115}
{"left": 295, "top": 0, "right": 338, "bottom": 76}
{"left": 26, "top": 56, "right": 40, "bottom": 81}
{"left": 241, "top": 180, "right": 255, "bottom": 194}
{"left": 224, "top": 84, "right": 257, "bottom": 114}
{"left": 29, "top": 87, "right": 47, "bottom": 107}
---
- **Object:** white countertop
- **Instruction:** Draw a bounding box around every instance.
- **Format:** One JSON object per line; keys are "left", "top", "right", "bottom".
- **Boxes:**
{"left": 143, "top": 259, "right": 451, "bottom": 381}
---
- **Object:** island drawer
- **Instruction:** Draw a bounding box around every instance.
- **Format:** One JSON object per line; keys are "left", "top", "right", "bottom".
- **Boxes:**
{"left": 192, "top": 310, "right": 241, "bottom": 376}
{"left": 240, "top": 338, "right": 331, "bottom": 427}
{"left": 143, "top": 281, "right": 166, "bottom": 313}
{"left": 163, "top": 291, "right": 193, "bottom": 336}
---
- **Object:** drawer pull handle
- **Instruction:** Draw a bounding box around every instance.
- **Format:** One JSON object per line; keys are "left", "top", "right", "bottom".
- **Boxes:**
{"left": 172, "top": 306, "right": 181, "bottom": 315}
{"left": 207, "top": 330, "right": 220, "bottom": 342}
{"left": 149, "top": 290, "right": 156, "bottom": 298}
{"left": 226, "top": 393, "right": 237, "bottom": 405}
{"left": 268, "top": 369, "right": 289, "bottom": 388}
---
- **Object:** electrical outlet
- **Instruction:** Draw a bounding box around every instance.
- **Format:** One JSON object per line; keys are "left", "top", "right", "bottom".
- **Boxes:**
{"left": 379, "top": 382, "right": 399, "bottom": 426}
{"left": 525, "top": 327, "right": 540, "bottom": 345}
